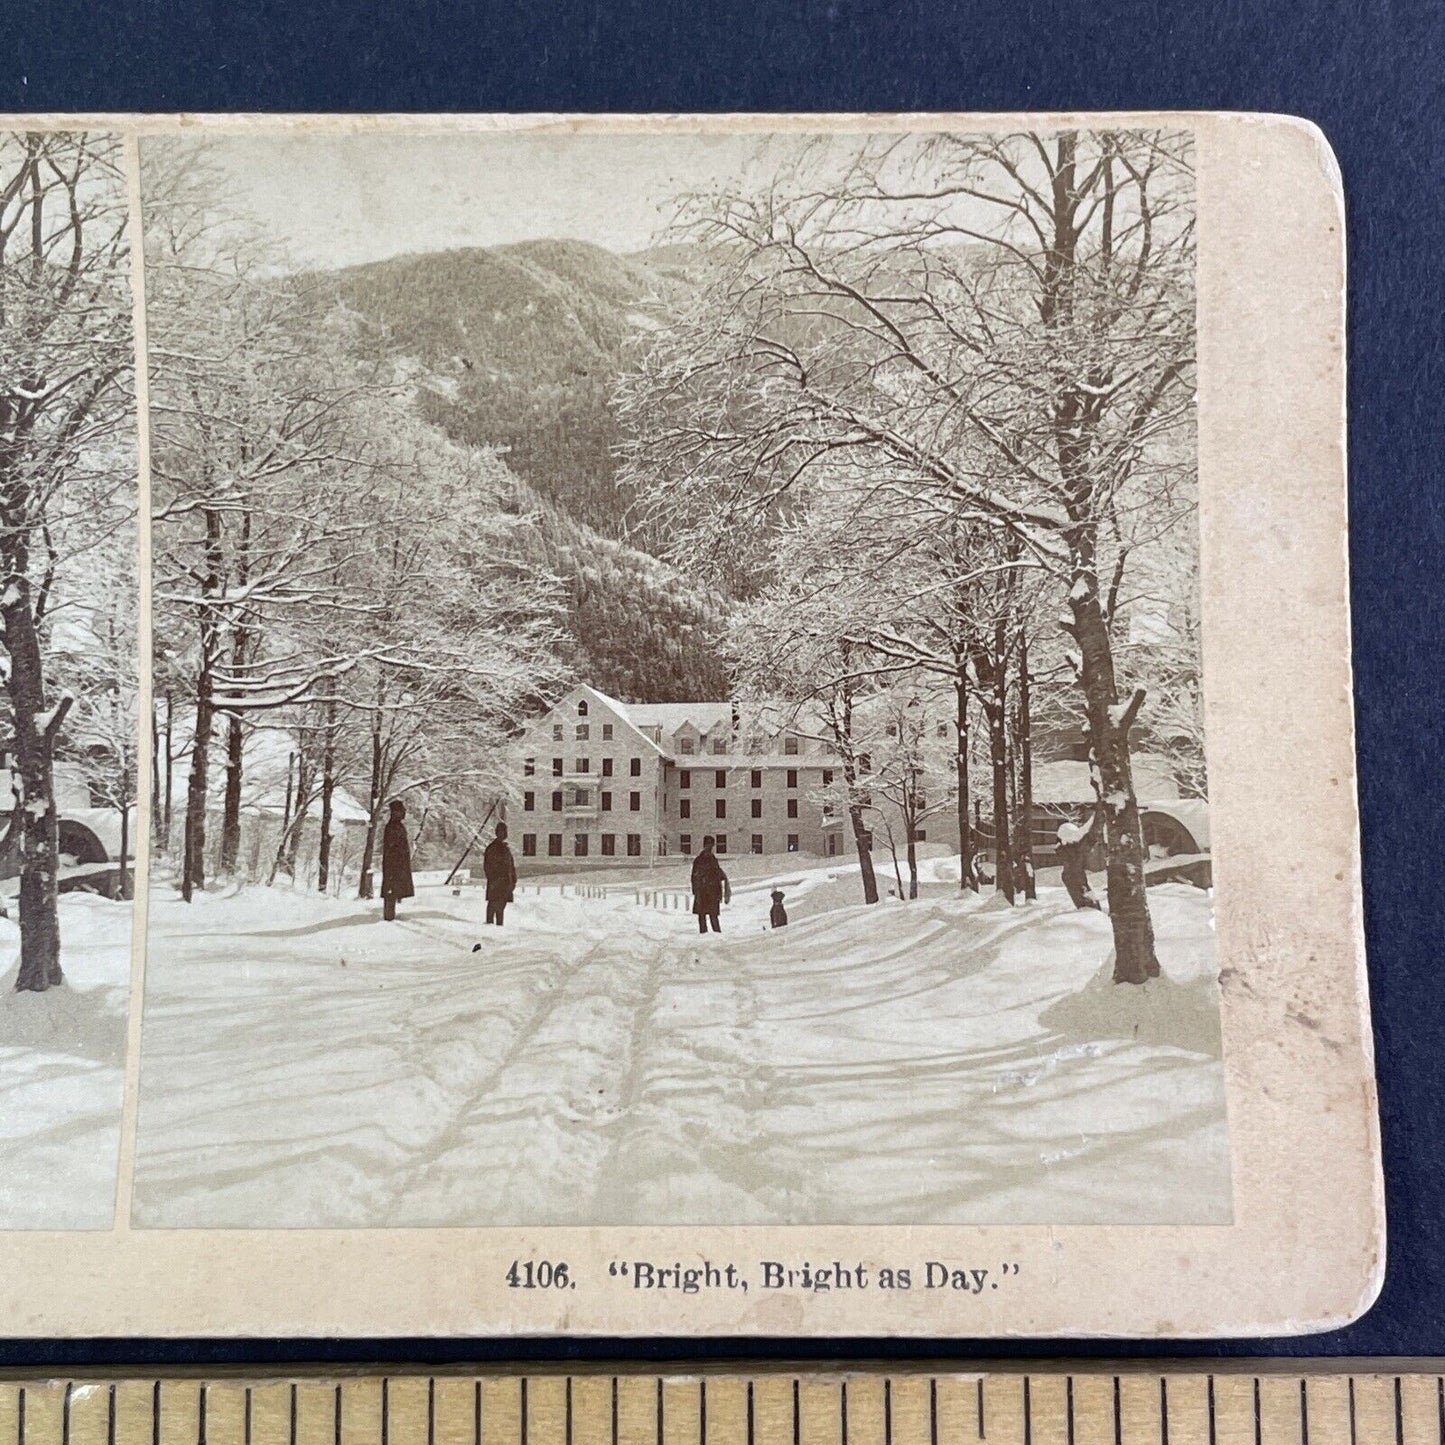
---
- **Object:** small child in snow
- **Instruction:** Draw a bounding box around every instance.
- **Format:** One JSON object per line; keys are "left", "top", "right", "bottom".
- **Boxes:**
{"left": 769, "top": 889, "right": 788, "bottom": 929}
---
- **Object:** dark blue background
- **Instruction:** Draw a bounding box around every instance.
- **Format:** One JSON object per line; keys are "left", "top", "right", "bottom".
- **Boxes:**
{"left": 3, "top": 0, "right": 1442, "bottom": 1364}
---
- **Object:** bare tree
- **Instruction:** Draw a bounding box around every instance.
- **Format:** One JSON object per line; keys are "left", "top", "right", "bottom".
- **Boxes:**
{"left": 621, "top": 129, "right": 1196, "bottom": 983}
{"left": 0, "top": 132, "right": 135, "bottom": 990}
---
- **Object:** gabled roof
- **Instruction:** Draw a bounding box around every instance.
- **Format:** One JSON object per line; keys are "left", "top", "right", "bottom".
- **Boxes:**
{"left": 622, "top": 701, "right": 734, "bottom": 735}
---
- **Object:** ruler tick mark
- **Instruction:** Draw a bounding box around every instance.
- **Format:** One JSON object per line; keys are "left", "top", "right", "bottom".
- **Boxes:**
{"left": 657, "top": 1378, "right": 664, "bottom": 1445}
{"left": 199, "top": 1385, "right": 208, "bottom": 1445}
{"left": 1113, "top": 1377, "right": 1121, "bottom": 1445}
{"left": 746, "top": 1383, "right": 754, "bottom": 1445}
{"left": 1021, "top": 1378, "right": 1030, "bottom": 1445}
{"left": 153, "top": 1381, "right": 161, "bottom": 1445}
{"left": 698, "top": 1379, "right": 706, "bottom": 1445}
{"left": 1349, "top": 1377, "right": 1357, "bottom": 1445}
{"left": 108, "top": 1385, "right": 116, "bottom": 1445}
{"left": 884, "top": 1381, "right": 892, "bottom": 1445}
{"left": 1300, "top": 1380, "right": 1308, "bottom": 1445}
{"left": 977, "top": 1378, "right": 985, "bottom": 1440}
{"left": 382, "top": 1380, "right": 390, "bottom": 1445}
{"left": 791, "top": 1380, "right": 799, "bottom": 1445}
{"left": 1066, "top": 1378, "right": 1075, "bottom": 1445}
{"left": 928, "top": 1379, "right": 937, "bottom": 1445}
{"left": 334, "top": 1385, "right": 342, "bottom": 1445}
{"left": 245, "top": 1387, "right": 252, "bottom": 1445}
{"left": 1252, "top": 1379, "right": 1261, "bottom": 1445}
{"left": 566, "top": 1378, "right": 573, "bottom": 1445}
{"left": 62, "top": 1384, "right": 71, "bottom": 1445}
{"left": 1206, "top": 1377, "right": 1216, "bottom": 1445}
{"left": 1397, "top": 1377, "right": 1405, "bottom": 1445}
{"left": 18, "top": 1386, "right": 25, "bottom": 1445}
{"left": 520, "top": 1379, "right": 528, "bottom": 1445}
{"left": 840, "top": 1379, "right": 848, "bottom": 1445}
{"left": 427, "top": 1381, "right": 435, "bottom": 1445}
{"left": 290, "top": 1384, "right": 298, "bottom": 1445}
{"left": 1160, "top": 1378, "right": 1168, "bottom": 1445}
{"left": 611, "top": 1379, "right": 619, "bottom": 1445}
{"left": 475, "top": 1380, "right": 482, "bottom": 1445}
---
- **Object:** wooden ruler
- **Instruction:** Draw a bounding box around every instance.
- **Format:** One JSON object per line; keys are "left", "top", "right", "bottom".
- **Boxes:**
{"left": 1, "top": 1369, "right": 1443, "bottom": 1445}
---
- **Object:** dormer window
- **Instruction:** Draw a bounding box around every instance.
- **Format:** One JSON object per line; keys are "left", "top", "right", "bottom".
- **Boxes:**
{"left": 679, "top": 737, "right": 694, "bottom": 755}
{"left": 577, "top": 699, "right": 589, "bottom": 716}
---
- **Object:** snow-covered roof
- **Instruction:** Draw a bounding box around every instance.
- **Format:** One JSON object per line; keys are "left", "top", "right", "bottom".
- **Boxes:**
{"left": 622, "top": 701, "right": 734, "bottom": 735}
{"left": 1032, "top": 754, "right": 1183, "bottom": 806}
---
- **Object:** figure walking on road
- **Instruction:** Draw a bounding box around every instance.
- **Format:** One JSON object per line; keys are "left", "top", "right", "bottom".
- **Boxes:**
{"left": 690, "top": 835, "right": 729, "bottom": 934}
{"left": 380, "top": 799, "right": 414, "bottom": 922}
{"left": 483, "top": 821, "right": 517, "bottom": 926}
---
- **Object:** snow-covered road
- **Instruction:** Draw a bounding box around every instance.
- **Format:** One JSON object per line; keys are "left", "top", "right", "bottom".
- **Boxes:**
{"left": 132, "top": 867, "right": 1230, "bottom": 1227}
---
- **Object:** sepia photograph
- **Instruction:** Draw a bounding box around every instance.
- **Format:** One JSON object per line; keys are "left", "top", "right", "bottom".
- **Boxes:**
{"left": 130, "top": 125, "right": 1226, "bottom": 1230}
{"left": 0, "top": 131, "right": 140, "bottom": 1229}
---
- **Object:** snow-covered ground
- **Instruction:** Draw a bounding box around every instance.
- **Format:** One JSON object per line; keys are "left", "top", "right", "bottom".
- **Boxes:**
{"left": 131, "top": 860, "right": 1230, "bottom": 1227}
{"left": 0, "top": 895, "right": 133, "bottom": 1229}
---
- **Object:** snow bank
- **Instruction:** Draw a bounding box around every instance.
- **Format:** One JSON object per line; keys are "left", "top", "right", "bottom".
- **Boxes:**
{"left": 0, "top": 894, "right": 133, "bottom": 1228}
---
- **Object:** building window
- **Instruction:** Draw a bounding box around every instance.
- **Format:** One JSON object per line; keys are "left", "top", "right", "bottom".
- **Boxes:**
{"left": 630, "top": 757, "right": 641, "bottom": 777}
{"left": 786, "top": 798, "right": 798, "bottom": 819}
{"left": 657, "top": 837, "right": 668, "bottom": 856}
{"left": 602, "top": 723, "right": 613, "bottom": 741}
{"left": 679, "top": 799, "right": 691, "bottom": 819}
{"left": 548, "top": 834, "right": 562, "bottom": 857}
{"left": 523, "top": 791, "right": 535, "bottom": 812}
{"left": 750, "top": 798, "right": 762, "bottom": 819}
{"left": 601, "top": 833, "right": 616, "bottom": 856}
{"left": 827, "top": 835, "right": 838, "bottom": 857}
{"left": 750, "top": 769, "right": 761, "bottom": 789}
{"left": 574, "top": 834, "right": 589, "bottom": 857}
{"left": 576, "top": 757, "right": 590, "bottom": 773}
{"left": 577, "top": 699, "right": 589, "bottom": 716}
{"left": 712, "top": 738, "right": 727, "bottom": 755}
{"left": 714, "top": 769, "right": 726, "bottom": 788}
{"left": 524, "top": 757, "right": 535, "bottom": 777}
{"left": 626, "top": 834, "right": 641, "bottom": 857}
{"left": 822, "top": 769, "right": 833, "bottom": 786}
{"left": 787, "top": 769, "right": 798, "bottom": 789}
{"left": 680, "top": 834, "right": 692, "bottom": 855}
{"left": 751, "top": 834, "right": 764, "bottom": 854}
{"left": 573, "top": 788, "right": 589, "bottom": 807}
{"left": 715, "top": 799, "right": 726, "bottom": 819}
{"left": 600, "top": 791, "right": 612, "bottom": 812}
{"left": 522, "top": 833, "right": 536, "bottom": 857}
{"left": 551, "top": 791, "right": 563, "bottom": 812}
{"left": 601, "top": 757, "right": 613, "bottom": 777}
{"left": 787, "top": 834, "right": 799, "bottom": 852}
{"left": 553, "top": 724, "right": 563, "bottom": 741}
{"left": 715, "top": 835, "right": 728, "bottom": 854}
{"left": 680, "top": 769, "right": 690, "bottom": 789}
{"left": 629, "top": 791, "right": 641, "bottom": 812}
{"left": 576, "top": 723, "right": 590, "bottom": 740}
{"left": 552, "top": 757, "right": 563, "bottom": 777}
{"left": 679, "top": 736, "right": 694, "bottom": 755}
{"left": 784, "top": 734, "right": 799, "bottom": 755}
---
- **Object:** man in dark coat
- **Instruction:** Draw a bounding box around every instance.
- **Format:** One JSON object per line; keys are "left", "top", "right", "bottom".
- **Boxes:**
{"left": 380, "top": 799, "right": 414, "bottom": 921}
{"left": 690, "top": 835, "right": 729, "bottom": 934}
{"left": 1056, "top": 818, "right": 1101, "bottom": 911}
{"left": 482, "top": 821, "right": 518, "bottom": 926}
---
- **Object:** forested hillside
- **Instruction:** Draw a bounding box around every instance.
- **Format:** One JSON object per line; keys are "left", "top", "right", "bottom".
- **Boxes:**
{"left": 321, "top": 237, "right": 731, "bottom": 703}
{"left": 326, "top": 239, "right": 686, "bottom": 539}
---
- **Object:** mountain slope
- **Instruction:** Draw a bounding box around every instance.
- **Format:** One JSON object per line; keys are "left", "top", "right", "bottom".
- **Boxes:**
{"left": 327, "top": 239, "right": 683, "bottom": 538}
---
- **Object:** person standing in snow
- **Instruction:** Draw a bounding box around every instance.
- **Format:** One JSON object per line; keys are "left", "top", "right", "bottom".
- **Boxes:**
{"left": 482, "top": 821, "right": 517, "bottom": 926}
{"left": 380, "top": 798, "right": 415, "bottom": 921}
{"left": 769, "top": 889, "right": 789, "bottom": 928}
{"left": 690, "top": 835, "right": 729, "bottom": 934}
{"left": 1056, "top": 816, "right": 1101, "bottom": 911}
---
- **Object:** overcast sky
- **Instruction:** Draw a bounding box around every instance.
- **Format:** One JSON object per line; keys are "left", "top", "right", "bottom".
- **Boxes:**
{"left": 167, "top": 129, "right": 817, "bottom": 271}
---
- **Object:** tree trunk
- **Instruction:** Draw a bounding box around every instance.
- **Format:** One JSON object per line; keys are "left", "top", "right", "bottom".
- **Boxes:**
{"left": 1069, "top": 586, "right": 1159, "bottom": 984}
{"left": 219, "top": 710, "right": 244, "bottom": 875}
{"left": 150, "top": 706, "right": 162, "bottom": 849}
{"left": 984, "top": 623, "right": 1014, "bottom": 904}
{"left": 4, "top": 577, "right": 68, "bottom": 992}
{"left": 162, "top": 689, "right": 173, "bottom": 852}
{"left": 1015, "top": 631, "right": 1036, "bottom": 901}
{"left": 317, "top": 698, "right": 336, "bottom": 893}
{"left": 847, "top": 801, "right": 879, "bottom": 904}
{"left": 117, "top": 799, "right": 131, "bottom": 902}
{"left": 181, "top": 674, "right": 213, "bottom": 903}
{"left": 357, "top": 711, "right": 384, "bottom": 900}
{"left": 905, "top": 818, "right": 919, "bottom": 900}
{"left": 954, "top": 664, "right": 977, "bottom": 891}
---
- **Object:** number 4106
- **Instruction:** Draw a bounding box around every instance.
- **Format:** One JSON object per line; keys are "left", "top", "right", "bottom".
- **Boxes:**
{"left": 506, "top": 1260, "right": 573, "bottom": 1289}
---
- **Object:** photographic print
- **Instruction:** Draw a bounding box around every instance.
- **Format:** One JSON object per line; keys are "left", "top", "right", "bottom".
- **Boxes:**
{"left": 131, "top": 126, "right": 1227, "bottom": 1230}
{"left": 0, "top": 131, "right": 140, "bottom": 1229}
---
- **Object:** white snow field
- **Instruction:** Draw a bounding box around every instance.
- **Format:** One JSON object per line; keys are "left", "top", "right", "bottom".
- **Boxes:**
{"left": 0, "top": 894, "right": 133, "bottom": 1228}
{"left": 131, "top": 860, "right": 1230, "bottom": 1228}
